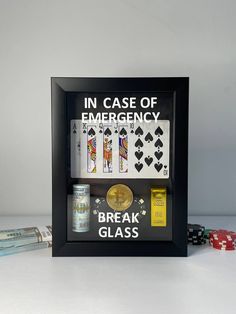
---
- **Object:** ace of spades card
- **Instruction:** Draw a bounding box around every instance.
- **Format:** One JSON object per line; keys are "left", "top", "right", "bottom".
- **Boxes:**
{"left": 71, "top": 120, "right": 170, "bottom": 179}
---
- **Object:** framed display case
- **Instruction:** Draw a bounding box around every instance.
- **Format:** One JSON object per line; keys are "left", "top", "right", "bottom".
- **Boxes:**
{"left": 51, "top": 77, "right": 189, "bottom": 256}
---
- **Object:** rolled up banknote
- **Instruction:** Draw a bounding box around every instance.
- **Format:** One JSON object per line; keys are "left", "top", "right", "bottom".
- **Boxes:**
{"left": 0, "top": 226, "right": 52, "bottom": 256}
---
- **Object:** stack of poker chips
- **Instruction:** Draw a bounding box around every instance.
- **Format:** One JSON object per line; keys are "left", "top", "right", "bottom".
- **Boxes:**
{"left": 187, "top": 224, "right": 206, "bottom": 245}
{"left": 209, "top": 229, "right": 236, "bottom": 251}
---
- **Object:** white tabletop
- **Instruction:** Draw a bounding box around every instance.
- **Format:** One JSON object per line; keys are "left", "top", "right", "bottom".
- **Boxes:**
{"left": 0, "top": 216, "right": 235, "bottom": 314}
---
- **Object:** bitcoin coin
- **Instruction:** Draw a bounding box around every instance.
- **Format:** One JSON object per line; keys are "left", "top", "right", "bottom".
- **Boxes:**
{"left": 106, "top": 184, "right": 133, "bottom": 211}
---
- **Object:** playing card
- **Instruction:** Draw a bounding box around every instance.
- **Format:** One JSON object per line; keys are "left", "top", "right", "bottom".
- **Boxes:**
{"left": 71, "top": 120, "right": 170, "bottom": 179}
{"left": 118, "top": 124, "right": 128, "bottom": 173}
{"left": 103, "top": 125, "right": 113, "bottom": 173}
{"left": 131, "top": 122, "right": 170, "bottom": 178}
{"left": 70, "top": 120, "right": 80, "bottom": 177}
{"left": 87, "top": 125, "right": 97, "bottom": 173}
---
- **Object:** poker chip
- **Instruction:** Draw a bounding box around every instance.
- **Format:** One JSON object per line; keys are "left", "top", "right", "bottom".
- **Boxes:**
{"left": 187, "top": 224, "right": 206, "bottom": 245}
{"left": 209, "top": 229, "right": 236, "bottom": 251}
{"left": 204, "top": 229, "right": 215, "bottom": 240}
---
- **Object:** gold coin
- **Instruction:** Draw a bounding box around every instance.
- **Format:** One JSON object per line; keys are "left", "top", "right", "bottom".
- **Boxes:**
{"left": 106, "top": 184, "right": 133, "bottom": 211}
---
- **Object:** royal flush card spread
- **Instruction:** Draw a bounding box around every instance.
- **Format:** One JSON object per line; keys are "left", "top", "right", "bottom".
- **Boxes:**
{"left": 71, "top": 120, "right": 170, "bottom": 179}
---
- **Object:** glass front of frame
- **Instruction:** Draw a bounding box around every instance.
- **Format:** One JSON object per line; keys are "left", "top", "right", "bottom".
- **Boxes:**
{"left": 66, "top": 92, "right": 174, "bottom": 242}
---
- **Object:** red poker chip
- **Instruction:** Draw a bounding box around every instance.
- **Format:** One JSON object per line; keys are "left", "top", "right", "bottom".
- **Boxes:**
{"left": 211, "top": 234, "right": 234, "bottom": 240}
{"left": 210, "top": 240, "right": 235, "bottom": 248}
{"left": 210, "top": 237, "right": 233, "bottom": 241}
{"left": 210, "top": 229, "right": 236, "bottom": 239}
{"left": 212, "top": 245, "right": 235, "bottom": 251}
{"left": 210, "top": 239, "right": 235, "bottom": 245}
{"left": 210, "top": 241, "right": 234, "bottom": 247}
{"left": 212, "top": 243, "right": 235, "bottom": 248}
{"left": 209, "top": 230, "right": 236, "bottom": 242}
{"left": 210, "top": 242, "right": 235, "bottom": 251}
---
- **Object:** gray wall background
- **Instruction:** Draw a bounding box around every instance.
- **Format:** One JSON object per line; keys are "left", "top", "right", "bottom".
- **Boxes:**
{"left": 0, "top": 0, "right": 235, "bottom": 216}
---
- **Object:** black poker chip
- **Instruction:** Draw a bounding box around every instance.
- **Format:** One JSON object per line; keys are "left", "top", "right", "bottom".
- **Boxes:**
{"left": 188, "top": 224, "right": 206, "bottom": 245}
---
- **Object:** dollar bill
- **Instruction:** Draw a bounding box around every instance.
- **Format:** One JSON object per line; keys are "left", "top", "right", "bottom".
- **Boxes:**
{"left": 0, "top": 241, "right": 52, "bottom": 256}
{"left": 0, "top": 226, "right": 52, "bottom": 255}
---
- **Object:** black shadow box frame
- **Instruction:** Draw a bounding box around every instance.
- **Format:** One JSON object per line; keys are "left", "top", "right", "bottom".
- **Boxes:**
{"left": 51, "top": 77, "right": 189, "bottom": 256}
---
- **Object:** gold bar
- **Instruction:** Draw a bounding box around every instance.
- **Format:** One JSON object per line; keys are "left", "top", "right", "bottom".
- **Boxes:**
{"left": 151, "top": 187, "right": 167, "bottom": 227}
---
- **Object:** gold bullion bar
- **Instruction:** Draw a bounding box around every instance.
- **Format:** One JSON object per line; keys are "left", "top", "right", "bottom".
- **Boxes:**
{"left": 151, "top": 187, "right": 167, "bottom": 227}
{"left": 106, "top": 184, "right": 133, "bottom": 211}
